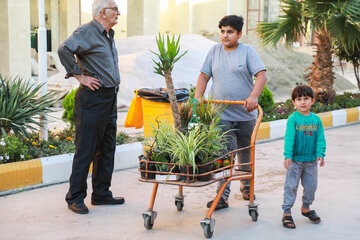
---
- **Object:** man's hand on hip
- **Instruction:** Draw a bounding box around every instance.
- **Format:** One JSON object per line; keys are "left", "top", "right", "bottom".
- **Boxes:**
{"left": 74, "top": 74, "right": 101, "bottom": 91}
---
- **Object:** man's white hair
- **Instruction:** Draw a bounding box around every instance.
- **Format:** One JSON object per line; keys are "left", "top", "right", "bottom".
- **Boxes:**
{"left": 92, "top": 0, "right": 110, "bottom": 18}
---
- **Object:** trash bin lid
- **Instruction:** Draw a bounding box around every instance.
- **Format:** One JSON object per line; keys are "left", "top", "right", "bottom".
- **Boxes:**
{"left": 137, "top": 88, "right": 189, "bottom": 103}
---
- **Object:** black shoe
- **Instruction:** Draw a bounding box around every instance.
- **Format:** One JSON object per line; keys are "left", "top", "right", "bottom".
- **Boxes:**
{"left": 91, "top": 196, "right": 125, "bottom": 205}
{"left": 206, "top": 197, "right": 228, "bottom": 210}
{"left": 68, "top": 202, "right": 89, "bottom": 214}
{"left": 240, "top": 186, "right": 256, "bottom": 201}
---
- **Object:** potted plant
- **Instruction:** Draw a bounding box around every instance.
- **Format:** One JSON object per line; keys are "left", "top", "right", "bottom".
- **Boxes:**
{"left": 167, "top": 127, "right": 208, "bottom": 182}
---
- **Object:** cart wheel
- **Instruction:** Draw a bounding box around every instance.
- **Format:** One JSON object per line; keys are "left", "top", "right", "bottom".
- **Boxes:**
{"left": 176, "top": 201, "right": 183, "bottom": 211}
{"left": 250, "top": 210, "right": 258, "bottom": 222}
{"left": 203, "top": 224, "right": 213, "bottom": 238}
{"left": 144, "top": 215, "right": 153, "bottom": 230}
{"left": 200, "top": 218, "right": 215, "bottom": 239}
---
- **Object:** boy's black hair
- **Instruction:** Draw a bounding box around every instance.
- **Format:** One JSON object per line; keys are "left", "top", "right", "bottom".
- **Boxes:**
{"left": 218, "top": 15, "right": 244, "bottom": 32}
{"left": 291, "top": 85, "right": 314, "bottom": 101}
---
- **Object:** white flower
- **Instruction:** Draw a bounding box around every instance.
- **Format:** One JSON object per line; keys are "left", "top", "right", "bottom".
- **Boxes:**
{"left": 0, "top": 141, "right": 5, "bottom": 146}
{"left": 20, "top": 155, "right": 24, "bottom": 159}
{"left": 0, "top": 156, "right": 3, "bottom": 160}
{"left": 5, "top": 155, "right": 9, "bottom": 160}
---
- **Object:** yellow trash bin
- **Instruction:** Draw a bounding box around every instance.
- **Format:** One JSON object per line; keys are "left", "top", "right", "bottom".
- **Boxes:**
{"left": 138, "top": 88, "right": 189, "bottom": 137}
{"left": 142, "top": 99, "right": 176, "bottom": 137}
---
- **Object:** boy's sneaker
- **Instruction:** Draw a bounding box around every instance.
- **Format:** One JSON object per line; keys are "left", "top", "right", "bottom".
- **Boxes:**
{"left": 206, "top": 197, "right": 228, "bottom": 210}
{"left": 240, "top": 186, "right": 256, "bottom": 200}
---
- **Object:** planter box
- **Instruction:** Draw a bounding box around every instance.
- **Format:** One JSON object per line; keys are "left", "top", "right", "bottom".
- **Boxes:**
{"left": 211, "top": 169, "right": 231, "bottom": 179}
{"left": 155, "top": 174, "right": 180, "bottom": 181}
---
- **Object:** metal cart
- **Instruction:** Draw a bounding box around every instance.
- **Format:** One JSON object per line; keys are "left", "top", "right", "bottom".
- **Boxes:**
{"left": 138, "top": 100, "right": 263, "bottom": 238}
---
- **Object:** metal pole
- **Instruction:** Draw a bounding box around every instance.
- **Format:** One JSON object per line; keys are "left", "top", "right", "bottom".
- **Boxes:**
{"left": 227, "top": 0, "right": 232, "bottom": 15}
{"left": 38, "top": 0, "right": 48, "bottom": 141}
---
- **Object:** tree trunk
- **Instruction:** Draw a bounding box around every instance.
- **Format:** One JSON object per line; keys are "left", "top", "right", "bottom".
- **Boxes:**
{"left": 305, "top": 32, "right": 335, "bottom": 103}
{"left": 164, "top": 70, "right": 182, "bottom": 131}
{"left": 354, "top": 65, "right": 360, "bottom": 90}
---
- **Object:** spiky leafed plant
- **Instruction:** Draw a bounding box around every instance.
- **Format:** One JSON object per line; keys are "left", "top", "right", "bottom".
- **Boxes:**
{"left": 257, "top": 0, "right": 360, "bottom": 103}
{"left": 151, "top": 33, "right": 187, "bottom": 131}
{"left": 0, "top": 75, "right": 58, "bottom": 138}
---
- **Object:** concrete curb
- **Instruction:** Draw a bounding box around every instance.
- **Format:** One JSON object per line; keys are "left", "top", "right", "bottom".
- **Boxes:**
{"left": 255, "top": 107, "right": 360, "bottom": 141}
{"left": 1, "top": 107, "right": 359, "bottom": 194}
{"left": 0, "top": 142, "right": 143, "bottom": 193}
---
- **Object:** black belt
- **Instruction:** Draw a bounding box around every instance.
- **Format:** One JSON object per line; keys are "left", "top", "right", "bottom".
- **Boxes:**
{"left": 81, "top": 85, "right": 119, "bottom": 93}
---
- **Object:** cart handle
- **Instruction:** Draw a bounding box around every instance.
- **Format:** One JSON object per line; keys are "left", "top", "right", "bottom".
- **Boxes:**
{"left": 203, "top": 100, "right": 263, "bottom": 147}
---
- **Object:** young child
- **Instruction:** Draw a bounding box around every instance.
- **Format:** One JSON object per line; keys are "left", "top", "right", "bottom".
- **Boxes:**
{"left": 195, "top": 15, "right": 267, "bottom": 208}
{"left": 282, "top": 85, "right": 326, "bottom": 229}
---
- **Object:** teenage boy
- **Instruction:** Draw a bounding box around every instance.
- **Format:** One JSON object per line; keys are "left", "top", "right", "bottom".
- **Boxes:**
{"left": 195, "top": 15, "right": 267, "bottom": 209}
{"left": 282, "top": 85, "right": 326, "bottom": 229}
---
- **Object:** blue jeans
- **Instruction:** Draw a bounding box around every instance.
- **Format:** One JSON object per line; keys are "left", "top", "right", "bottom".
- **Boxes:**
{"left": 216, "top": 119, "right": 256, "bottom": 201}
{"left": 282, "top": 161, "right": 318, "bottom": 214}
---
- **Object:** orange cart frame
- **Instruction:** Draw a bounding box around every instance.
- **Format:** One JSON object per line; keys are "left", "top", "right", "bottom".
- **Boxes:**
{"left": 138, "top": 100, "right": 263, "bottom": 238}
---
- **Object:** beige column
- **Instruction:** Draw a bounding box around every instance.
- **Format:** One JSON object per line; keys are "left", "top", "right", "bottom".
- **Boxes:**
{"left": 159, "top": 0, "right": 176, "bottom": 34}
{"left": 50, "top": 0, "right": 60, "bottom": 51}
{"left": 127, "top": 0, "right": 159, "bottom": 37}
{"left": 59, "top": 0, "right": 80, "bottom": 42}
{"left": 175, "top": 0, "right": 189, "bottom": 34}
{"left": 0, "top": 0, "right": 31, "bottom": 79}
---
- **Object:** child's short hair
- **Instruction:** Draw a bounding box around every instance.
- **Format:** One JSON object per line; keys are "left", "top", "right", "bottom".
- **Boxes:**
{"left": 218, "top": 15, "right": 244, "bottom": 32}
{"left": 291, "top": 85, "right": 314, "bottom": 100}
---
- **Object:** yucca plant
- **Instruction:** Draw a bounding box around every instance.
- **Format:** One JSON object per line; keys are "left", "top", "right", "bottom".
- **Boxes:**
{"left": 151, "top": 33, "right": 187, "bottom": 131}
{"left": 257, "top": 0, "right": 360, "bottom": 103}
{"left": 0, "top": 75, "right": 58, "bottom": 138}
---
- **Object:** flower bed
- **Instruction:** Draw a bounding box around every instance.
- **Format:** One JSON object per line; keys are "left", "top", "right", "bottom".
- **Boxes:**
{"left": 262, "top": 92, "right": 360, "bottom": 122}
{"left": 0, "top": 128, "right": 144, "bottom": 165}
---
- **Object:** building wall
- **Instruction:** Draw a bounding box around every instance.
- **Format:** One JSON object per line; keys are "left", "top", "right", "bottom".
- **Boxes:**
{"left": 30, "top": 0, "right": 52, "bottom": 30}
{"left": 0, "top": 0, "right": 31, "bottom": 79}
{"left": 0, "top": 0, "right": 10, "bottom": 76}
{"left": 157, "top": 0, "right": 262, "bottom": 37}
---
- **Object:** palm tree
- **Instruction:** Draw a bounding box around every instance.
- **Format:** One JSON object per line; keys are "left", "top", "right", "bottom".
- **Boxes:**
{"left": 151, "top": 34, "right": 187, "bottom": 131}
{"left": 257, "top": 0, "right": 360, "bottom": 103}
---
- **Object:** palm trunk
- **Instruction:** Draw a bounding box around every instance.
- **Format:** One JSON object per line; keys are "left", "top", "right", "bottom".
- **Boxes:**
{"left": 305, "top": 32, "right": 335, "bottom": 103}
{"left": 354, "top": 65, "right": 360, "bottom": 90}
{"left": 164, "top": 70, "right": 182, "bottom": 131}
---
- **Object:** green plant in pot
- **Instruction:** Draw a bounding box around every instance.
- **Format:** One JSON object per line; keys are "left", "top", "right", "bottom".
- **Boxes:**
{"left": 167, "top": 127, "right": 208, "bottom": 182}
{"left": 141, "top": 121, "right": 176, "bottom": 179}
{"left": 193, "top": 97, "right": 229, "bottom": 181}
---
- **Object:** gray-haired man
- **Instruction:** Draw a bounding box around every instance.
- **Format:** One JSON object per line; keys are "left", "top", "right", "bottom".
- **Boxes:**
{"left": 58, "top": 0, "right": 124, "bottom": 214}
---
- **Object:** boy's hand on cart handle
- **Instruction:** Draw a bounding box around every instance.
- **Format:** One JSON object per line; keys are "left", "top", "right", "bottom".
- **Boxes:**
{"left": 284, "top": 159, "right": 292, "bottom": 170}
{"left": 317, "top": 157, "right": 325, "bottom": 167}
{"left": 244, "top": 96, "right": 258, "bottom": 112}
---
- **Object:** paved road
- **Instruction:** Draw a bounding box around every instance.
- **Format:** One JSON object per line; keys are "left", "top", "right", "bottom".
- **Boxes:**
{"left": 1, "top": 124, "right": 360, "bottom": 240}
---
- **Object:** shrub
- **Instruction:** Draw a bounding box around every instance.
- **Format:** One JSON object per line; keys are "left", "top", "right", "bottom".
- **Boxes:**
{"left": 0, "top": 135, "right": 31, "bottom": 164}
{"left": 0, "top": 75, "right": 58, "bottom": 138}
{"left": 258, "top": 85, "right": 275, "bottom": 113}
{"left": 62, "top": 88, "right": 77, "bottom": 130}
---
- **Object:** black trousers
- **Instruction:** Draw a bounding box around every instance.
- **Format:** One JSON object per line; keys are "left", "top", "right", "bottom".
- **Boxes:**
{"left": 66, "top": 86, "right": 117, "bottom": 204}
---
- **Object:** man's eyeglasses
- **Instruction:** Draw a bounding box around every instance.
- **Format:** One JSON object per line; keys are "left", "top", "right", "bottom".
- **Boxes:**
{"left": 104, "top": 7, "right": 119, "bottom": 13}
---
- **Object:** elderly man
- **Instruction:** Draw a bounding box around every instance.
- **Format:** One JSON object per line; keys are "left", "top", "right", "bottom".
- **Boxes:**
{"left": 58, "top": 0, "right": 123, "bottom": 214}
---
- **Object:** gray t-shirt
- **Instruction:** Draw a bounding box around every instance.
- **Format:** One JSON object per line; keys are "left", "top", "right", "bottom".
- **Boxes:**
{"left": 201, "top": 43, "right": 266, "bottom": 121}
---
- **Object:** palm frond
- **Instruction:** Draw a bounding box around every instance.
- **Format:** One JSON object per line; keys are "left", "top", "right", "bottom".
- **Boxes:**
{"left": 257, "top": 0, "right": 305, "bottom": 47}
